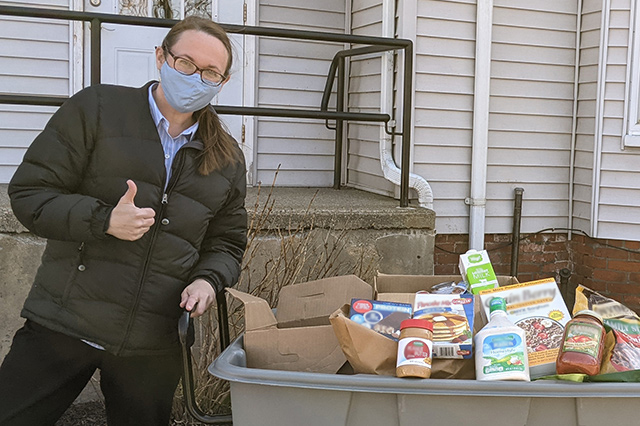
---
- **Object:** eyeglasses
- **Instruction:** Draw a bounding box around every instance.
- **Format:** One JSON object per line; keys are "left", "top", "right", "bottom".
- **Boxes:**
{"left": 163, "top": 46, "right": 226, "bottom": 87}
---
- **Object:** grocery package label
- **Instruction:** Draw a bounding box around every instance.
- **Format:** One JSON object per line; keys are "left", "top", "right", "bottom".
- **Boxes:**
{"left": 574, "top": 285, "right": 640, "bottom": 373}
{"left": 396, "top": 337, "right": 433, "bottom": 369}
{"left": 413, "top": 293, "right": 474, "bottom": 359}
{"left": 480, "top": 333, "right": 527, "bottom": 375}
{"left": 479, "top": 278, "right": 571, "bottom": 376}
{"left": 349, "top": 299, "right": 412, "bottom": 341}
{"left": 562, "top": 322, "right": 602, "bottom": 357}
{"left": 459, "top": 250, "right": 499, "bottom": 294}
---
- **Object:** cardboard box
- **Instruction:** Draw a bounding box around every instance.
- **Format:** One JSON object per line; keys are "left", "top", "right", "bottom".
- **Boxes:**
{"left": 227, "top": 275, "right": 373, "bottom": 374}
{"left": 478, "top": 277, "right": 572, "bottom": 378}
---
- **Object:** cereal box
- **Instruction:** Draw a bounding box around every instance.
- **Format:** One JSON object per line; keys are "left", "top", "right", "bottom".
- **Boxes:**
{"left": 478, "top": 277, "right": 572, "bottom": 378}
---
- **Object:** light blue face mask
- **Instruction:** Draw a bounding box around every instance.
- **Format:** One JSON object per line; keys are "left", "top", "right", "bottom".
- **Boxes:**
{"left": 160, "top": 61, "right": 222, "bottom": 113}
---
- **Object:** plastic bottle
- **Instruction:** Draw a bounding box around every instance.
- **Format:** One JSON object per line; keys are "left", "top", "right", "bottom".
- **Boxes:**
{"left": 475, "top": 297, "right": 530, "bottom": 381}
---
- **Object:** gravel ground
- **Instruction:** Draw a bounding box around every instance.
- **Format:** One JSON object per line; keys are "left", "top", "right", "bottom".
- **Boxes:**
{"left": 55, "top": 401, "right": 107, "bottom": 426}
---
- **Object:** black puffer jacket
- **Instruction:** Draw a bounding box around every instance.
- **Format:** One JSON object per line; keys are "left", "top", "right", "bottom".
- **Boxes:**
{"left": 8, "top": 82, "right": 247, "bottom": 356}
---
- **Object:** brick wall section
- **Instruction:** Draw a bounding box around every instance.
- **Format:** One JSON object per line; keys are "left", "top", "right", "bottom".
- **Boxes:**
{"left": 434, "top": 233, "right": 640, "bottom": 312}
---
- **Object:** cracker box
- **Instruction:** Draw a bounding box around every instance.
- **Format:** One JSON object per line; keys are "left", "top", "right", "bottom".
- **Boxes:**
{"left": 478, "top": 277, "right": 572, "bottom": 378}
{"left": 413, "top": 292, "right": 475, "bottom": 359}
{"left": 349, "top": 298, "right": 412, "bottom": 341}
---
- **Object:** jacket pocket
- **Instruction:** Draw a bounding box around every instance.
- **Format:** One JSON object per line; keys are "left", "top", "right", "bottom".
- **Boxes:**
{"left": 61, "top": 242, "right": 86, "bottom": 305}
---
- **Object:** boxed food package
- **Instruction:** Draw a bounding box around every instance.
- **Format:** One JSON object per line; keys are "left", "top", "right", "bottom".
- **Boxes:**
{"left": 227, "top": 275, "right": 373, "bottom": 374}
{"left": 413, "top": 292, "right": 475, "bottom": 359}
{"left": 459, "top": 249, "right": 500, "bottom": 294}
{"left": 348, "top": 299, "right": 412, "bottom": 341}
{"left": 330, "top": 274, "right": 518, "bottom": 378}
{"left": 478, "top": 277, "right": 571, "bottom": 378}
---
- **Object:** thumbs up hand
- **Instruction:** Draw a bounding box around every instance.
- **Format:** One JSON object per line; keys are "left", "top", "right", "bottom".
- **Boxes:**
{"left": 106, "top": 180, "right": 156, "bottom": 241}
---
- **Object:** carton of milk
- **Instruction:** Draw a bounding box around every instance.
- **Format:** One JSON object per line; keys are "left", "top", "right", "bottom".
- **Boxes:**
{"left": 459, "top": 249, "right": 499, "bottom": 295}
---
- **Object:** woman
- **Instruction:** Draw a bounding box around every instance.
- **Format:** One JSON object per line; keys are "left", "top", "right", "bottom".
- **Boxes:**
{"left": 0, "top": 16, "right": 246, "bottom": 426}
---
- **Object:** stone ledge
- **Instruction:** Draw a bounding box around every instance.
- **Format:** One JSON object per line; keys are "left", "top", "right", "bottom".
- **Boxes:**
{"left": 0, "top": 185, "right": 435, "bottom": 233}
{"left": 246, "top": 187, "right": 435, "bottom": 231}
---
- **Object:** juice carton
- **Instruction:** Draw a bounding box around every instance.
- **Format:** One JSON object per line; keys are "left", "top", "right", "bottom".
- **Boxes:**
{"left": 459, "top": 249, "right": 499, "bottom": 295}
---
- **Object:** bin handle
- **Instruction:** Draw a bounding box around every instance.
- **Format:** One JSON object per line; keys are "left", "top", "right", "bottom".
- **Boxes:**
{"left": 178, "top": 290, "right": 233, "bottom": 425}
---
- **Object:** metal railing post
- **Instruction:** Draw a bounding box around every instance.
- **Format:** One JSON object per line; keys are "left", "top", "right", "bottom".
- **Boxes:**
{"left": 400, "top": 42, "right": 413, "bottom": 207}
{"left": 334, "top": 56, "right": 345, "bottom": 189}
{"left": 90, "top": 18, "right": 101, "bottom": 85}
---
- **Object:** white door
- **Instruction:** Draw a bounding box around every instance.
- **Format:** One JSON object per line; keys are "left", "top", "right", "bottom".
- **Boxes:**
{"left": 82, "top": 0, "right": 254, "bottom": 177}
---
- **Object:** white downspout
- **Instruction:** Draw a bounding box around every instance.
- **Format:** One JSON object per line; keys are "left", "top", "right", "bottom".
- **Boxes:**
{"left": 568, "top": 0, "right": 583, "bottom": 239}
{"left": 468, "top": 0, "right": 494, "bottom": 250}
{"left": 591, "top": 0, "right": 610, "bottom": 238}
{"left": 380, "top": 0, "right": 433, "bottom": 209}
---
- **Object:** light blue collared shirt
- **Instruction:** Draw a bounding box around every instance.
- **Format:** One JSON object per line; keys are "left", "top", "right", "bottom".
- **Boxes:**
{"left": 148, "top": 84, "right": 199, "bottom": 189}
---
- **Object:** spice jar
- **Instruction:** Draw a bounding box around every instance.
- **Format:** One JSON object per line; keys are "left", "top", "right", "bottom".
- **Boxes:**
{"left": 556, "top": 310, "right": 606, "bottom": 376}
{"left": 396, "top": 319, "right": 434, "bottom": 378}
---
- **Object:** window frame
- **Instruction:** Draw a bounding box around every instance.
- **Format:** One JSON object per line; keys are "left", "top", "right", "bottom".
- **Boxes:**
{"left": 623, "top": 0, "right": 640, "bottom": 148}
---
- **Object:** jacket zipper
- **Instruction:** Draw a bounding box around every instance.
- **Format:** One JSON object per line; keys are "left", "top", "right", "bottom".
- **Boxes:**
{"left": 116, "top": 151, "right": 187, "bottom": 355}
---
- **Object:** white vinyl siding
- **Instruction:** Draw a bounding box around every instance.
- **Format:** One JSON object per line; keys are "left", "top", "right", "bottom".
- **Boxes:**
{"left": 255, "top": 0, "right": 346, "bottom": 186}
{"left": 591, "top": 0, "right": 640, "bottom": 240}
{"left": 412, "top": 0, "right": 476, "bottom": 233}
{"left": 485, "top": 1, "right": 577, "bottom": 234}
{"left": 0, "top": 0, "right": 71, "bottom": 183}
{"left": 346, "top": 1, "right": 392, "bottom": 195}
{"left": 409, "top": 0, "right": 577, "bottom": 234}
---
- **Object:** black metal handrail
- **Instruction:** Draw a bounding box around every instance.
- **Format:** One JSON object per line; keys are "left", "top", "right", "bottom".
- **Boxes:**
{"left": 0, "top": 4, "right": 413, "bottom": 206}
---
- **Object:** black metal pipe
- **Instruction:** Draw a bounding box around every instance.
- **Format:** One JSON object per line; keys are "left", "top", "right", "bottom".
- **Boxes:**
{"left": 399, "top": 43, "right": 413, "bottom": 207}
{"left": 334, "top": 57, "right": 345, "bottom": 189}
{"left": 214, "top": 106, "right": 389, "bottom": 122}
{"left": 510, "top": 187, "right": 525, "bottom": 277}
{"left": 321, "top": 45, "right": 401, "bottom": 112}
{"left": 0, "top": 95, "right": 390, "bottom": 122}
{"left": 0, "top": 94, "right": 68, "bottom": 106}
{"left": 0, "top": 5, "right": 409, "bottom": 47}
{"left": 559, "top": 268, "right": 572, "bottom": 310}
{"left": 216, "top": 292, "right": 231, "bottom": 351}
{"left": 90, "top": 18, "right": 101, "bottom": 85}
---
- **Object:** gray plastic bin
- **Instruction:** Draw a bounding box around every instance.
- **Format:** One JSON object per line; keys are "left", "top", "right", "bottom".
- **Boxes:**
{"left": 209, "top": 335, "right": 640, "bottom": 426}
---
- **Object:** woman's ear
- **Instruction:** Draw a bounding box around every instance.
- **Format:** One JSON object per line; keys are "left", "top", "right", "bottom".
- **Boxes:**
{"left": 219, "top": 74, "right": 231, "bottom": 88}
{"left": 155, "top": 46, "right": 166, "bottom": 71}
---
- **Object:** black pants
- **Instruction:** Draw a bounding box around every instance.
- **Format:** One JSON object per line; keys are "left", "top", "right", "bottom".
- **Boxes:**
{"left": 0, "top": 320, "right": 182, "bottom": 426}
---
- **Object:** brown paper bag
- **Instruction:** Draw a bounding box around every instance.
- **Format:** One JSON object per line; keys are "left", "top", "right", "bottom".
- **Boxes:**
{"left": 330, "top": 300, "right": 481, "bottom": 379}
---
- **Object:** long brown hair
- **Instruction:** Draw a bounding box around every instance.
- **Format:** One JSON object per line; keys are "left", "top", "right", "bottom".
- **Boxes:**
{"left": 162, "top": 16, "right": 243, "bottom": 175}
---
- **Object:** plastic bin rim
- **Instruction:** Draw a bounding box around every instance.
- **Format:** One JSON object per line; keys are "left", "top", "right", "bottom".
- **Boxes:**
{"left": 208, "top": 335, "right": 640, "bottom": 398}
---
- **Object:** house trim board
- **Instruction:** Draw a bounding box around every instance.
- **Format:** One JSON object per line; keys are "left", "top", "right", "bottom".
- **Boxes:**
{"left": 591, "top": 0, "right": 610, "bottom": 238}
